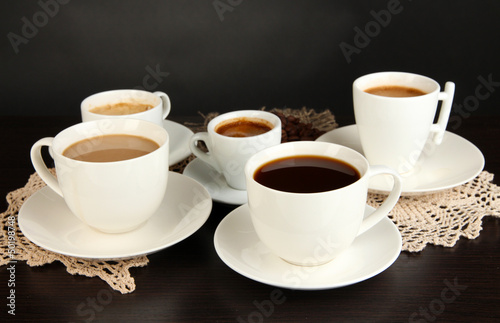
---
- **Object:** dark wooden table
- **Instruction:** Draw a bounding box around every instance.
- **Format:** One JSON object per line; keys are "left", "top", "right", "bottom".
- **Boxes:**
{"left": 1, "top": 115, "right": 499, "bottom": 323}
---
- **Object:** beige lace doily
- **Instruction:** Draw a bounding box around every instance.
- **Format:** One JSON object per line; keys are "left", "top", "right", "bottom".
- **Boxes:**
{"left": 368, "top": 171, "right": 500, "bottom": 252}
{"left": 0, "top": 171, "right": 150, "bottom": 294}
{"left": 1, "top": 108, "right": 499, "bottom": 293}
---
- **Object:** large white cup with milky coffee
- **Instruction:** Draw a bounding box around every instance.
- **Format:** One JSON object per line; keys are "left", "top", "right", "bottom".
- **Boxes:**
{"left": 353, "top": 71, "right": 455, "bottom": 174}
{"left": 245, "top": 141, "right": 402, "bottom": 266}
{"left": 189, "top": 110, "right": 282, "bottom": 190}
{"left": 81, "top": 89, "right": 171, "bottom": 126}
{"left": 30, "top": 119, "right": 169, "bottom": 233}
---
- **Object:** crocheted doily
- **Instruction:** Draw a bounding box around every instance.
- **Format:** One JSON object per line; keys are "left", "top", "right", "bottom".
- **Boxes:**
{"left": 1, "top": 109, "right": 499, "bottom": 292}
{"left": 0, "top": 171, "right": 149, "bottom": 294}
{"left": 0, "top": 158, "right": 194, "bottom": 294}
{"left": 368, "top": 171, "right": 500, "bottom": 252}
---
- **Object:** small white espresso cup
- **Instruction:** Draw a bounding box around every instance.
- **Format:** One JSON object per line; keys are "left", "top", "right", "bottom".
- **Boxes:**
{"left": 189, "top": 110, "right": 281, "bottom": 190}
{"left": 353, "top": 72, "right": 455, "bottom": 174}
{"left": 30, "top": 119, "right": 169, "bottom": 233}
{"left": 245, "top": 141, "right": 402, "bottom": 266}
{"left": 81, "top": 89, "right": 171, "bottom": 127}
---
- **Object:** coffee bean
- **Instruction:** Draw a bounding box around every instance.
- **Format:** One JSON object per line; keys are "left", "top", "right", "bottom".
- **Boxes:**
{"left": 273, "top": 111, "right": 325, "bottom": 142}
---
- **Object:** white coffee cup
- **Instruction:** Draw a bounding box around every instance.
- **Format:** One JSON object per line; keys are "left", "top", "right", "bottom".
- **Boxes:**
{"left": 189, "top": 110, "right": 281, "bottom": 190}
{"left": 81, "top": 89, "right": 171, "bottom": 127}
{"left": 353, "top": 71, "right": 455, "bottom": 174}
{"left": 245, "top": 141, "right": 402, "bottom": 266}
{"left": 30, "top": 119, "right": 169, "bottom": 233}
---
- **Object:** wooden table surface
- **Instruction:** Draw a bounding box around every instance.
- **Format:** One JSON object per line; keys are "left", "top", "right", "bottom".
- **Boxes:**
{"left": 1, "top": 115, "right": 499, "bottom": 323}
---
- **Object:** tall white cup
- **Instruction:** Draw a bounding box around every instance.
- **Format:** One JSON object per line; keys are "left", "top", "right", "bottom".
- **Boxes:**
{"left": 30, "top": 119, "right": 169, "bottom": 233}
{"left": 245, "top": 141, "right": 402, "bottom": 266}
{"left": 81, "top": 89, "right": 171, "bottom": 127}
{"left": 353, "top": 72, "right": 455, "bottom": 174}
{"left": 189, "top": 110, "right": 281, "bottom": 190}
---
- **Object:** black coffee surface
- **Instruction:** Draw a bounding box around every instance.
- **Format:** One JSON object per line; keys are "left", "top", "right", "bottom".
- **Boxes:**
{"left": 254, "top": 155, "right": 360, "bottom": 193}
{"left": 216, "top": 117, "right": 272, "bottom": 137}
{"left": 364, "top": 85, "right": 427, "bottom": 97}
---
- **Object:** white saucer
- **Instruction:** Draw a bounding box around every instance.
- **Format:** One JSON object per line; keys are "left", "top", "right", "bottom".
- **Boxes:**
{"left": 214, "top": 204, "right": 401, "bottom": 290}
{"left": 183, "top": 158, "right": 247, "bottom": 205}
{"left": 316, "top": 125, "right": 485, "bottom": 195}
{"left": 18, "top": 172, "right": 212, "bottom": 260}
{"left": 164, "top": 120, "right": 193, "bottom": 165}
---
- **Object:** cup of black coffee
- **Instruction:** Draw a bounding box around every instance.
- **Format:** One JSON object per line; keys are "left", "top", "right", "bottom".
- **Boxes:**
{"left": 245, "top": 141, "right": 402, "bottom": 266}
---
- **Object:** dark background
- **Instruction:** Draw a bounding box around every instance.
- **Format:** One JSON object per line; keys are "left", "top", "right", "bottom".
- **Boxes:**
{"left": 1, "top": 0, "right": 499, "bottom": 118}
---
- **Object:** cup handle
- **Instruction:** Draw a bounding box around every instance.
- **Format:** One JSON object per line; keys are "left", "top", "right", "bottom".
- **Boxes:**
{"left": 357, "top": 165, "right": 402, "bottom": 236}
{"left": 30, "top": 137, "right": 63, "bottom": 197}
{"left": 153, "top": 91, "right": 171, "bottom": 120}
{"left": 429, "top": 81, "right": 455, "bottom": 145}
{"left": 189, "top": 132, "right": 222, "bottom": 173}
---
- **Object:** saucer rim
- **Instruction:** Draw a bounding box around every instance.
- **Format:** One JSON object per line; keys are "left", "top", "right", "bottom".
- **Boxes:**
{"left": 164, "top": 119, "right": 193, "bottom": 166}
{"left": 213, "top": 204, "right": 402, "bottom": 290}
{"left": 316, "top": 124, "right": 485, "bottom": 195}
{"left": 183, "top": 157, "right": 247, "bottom": 205}
{"left": 18, "top": 172, "right": 212, "bottom": 260}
